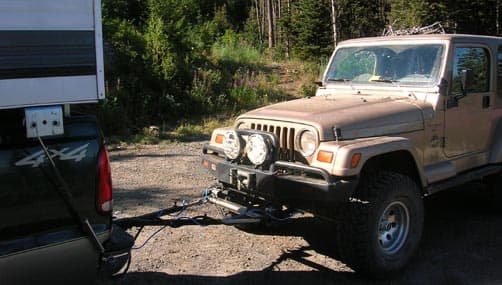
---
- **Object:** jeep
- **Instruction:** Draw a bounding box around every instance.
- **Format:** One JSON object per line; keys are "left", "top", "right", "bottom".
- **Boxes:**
{"left": 201, "top": 34, "right": 502, "bottom": 277}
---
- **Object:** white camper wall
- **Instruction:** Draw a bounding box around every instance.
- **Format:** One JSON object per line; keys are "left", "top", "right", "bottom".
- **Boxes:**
{"left": 0, "top": 0, "right": 105, "bottom": 110}
{"left": 0, "top": 0, "right": 94, "bottom": 30}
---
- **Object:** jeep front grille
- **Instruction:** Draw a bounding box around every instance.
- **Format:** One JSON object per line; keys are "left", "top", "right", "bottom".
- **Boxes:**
{"left": 250, "top": 123, "right": 296, "bottom": 161}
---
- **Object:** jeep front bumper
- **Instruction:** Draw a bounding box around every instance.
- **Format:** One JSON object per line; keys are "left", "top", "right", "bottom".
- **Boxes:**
{"left": 201, "top": 144, "right": 358, "bottom": 203}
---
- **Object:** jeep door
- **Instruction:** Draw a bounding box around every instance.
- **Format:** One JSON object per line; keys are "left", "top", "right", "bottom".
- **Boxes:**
{"left": 444, "top": 45, "right": 493, "bottom": 163}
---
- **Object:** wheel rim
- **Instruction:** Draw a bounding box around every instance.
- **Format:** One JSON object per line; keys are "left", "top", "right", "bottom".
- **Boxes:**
{"left": 377, "top": 201, "right": 410, "bottom": 255}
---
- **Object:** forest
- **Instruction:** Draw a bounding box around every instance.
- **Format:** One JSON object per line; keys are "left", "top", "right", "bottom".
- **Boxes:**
{"left": 101, "top": 0, "right": 502, "bottom": 138}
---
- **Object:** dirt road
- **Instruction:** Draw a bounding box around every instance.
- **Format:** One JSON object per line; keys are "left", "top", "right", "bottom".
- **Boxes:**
{"left": 105, "top": 142, "right": 502, "bottom": 285}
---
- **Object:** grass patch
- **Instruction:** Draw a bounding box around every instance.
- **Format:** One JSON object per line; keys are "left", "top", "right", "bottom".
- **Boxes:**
{"left": 169, "top": 117, "right": 234, "bottom": 141}
{"left": 106, "top": 116, "right": 235, "bottom": 146}
{"left": 211, "top": 30, "right": 264, "bottom": 66}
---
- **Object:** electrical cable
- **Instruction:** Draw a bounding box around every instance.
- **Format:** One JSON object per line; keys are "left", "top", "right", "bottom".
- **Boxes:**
{"left": 164, "top": 200, "right": 187, "bottom": 217}
{"left": 130, "top": 195, "right": 199, "bottom": 250}
{"left": 131, "top": 205, "right": 184, "bottom": 250}
{"left": 128, "top": 188, "right": 304, "bottom": 251}
{"left": 201, "top": 187, "right": 210, "bottom": 202}
{"left": 132, "top": 225, "right": 168, "bottom": 250}
{"left": 130, "top": 217, "right": 209, "bottom": 250}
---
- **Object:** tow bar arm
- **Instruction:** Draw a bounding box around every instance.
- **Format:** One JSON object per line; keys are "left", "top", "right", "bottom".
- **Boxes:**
{"left": 114, "top": 214, "right": 226, "bottom": 229}
{"left": 103, "top": 187, "right": 302, "bottom": 278}
{"left": 113, "top": 193, "right": 263, "bottom": 230}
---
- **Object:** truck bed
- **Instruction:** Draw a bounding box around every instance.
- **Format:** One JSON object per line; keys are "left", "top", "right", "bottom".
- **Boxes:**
{"left": 0, "top": 111, "right": 111, "bottom": 282}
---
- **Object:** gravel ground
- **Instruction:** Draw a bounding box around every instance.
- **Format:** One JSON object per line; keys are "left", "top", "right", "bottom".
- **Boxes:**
{"left": 103, "top": 142, "right": 502, "bottom": 285}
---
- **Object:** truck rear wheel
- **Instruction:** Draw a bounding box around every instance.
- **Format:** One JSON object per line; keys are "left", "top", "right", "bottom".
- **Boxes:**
{"left": 336, "top": 171, "right": 424, "bottom": 278}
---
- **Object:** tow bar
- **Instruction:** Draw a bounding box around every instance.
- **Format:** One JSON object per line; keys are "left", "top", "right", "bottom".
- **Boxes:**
{"left": 106, "top": 186, "right": 301, "bottom": 278}
{"left": 114, "top": 187, "right": 269, "bottom": 230}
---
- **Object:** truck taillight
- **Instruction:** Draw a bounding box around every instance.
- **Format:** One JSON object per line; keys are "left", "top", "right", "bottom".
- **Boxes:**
{"left": 97, "top": 146, "right": 113, "bottom": 215}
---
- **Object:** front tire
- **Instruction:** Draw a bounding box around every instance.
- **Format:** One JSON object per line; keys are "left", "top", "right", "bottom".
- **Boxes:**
{"left": 337, "top": 172, "right": 424, "bottom": 278}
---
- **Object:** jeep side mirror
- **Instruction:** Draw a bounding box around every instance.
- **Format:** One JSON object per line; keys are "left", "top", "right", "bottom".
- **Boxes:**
{"left": 314, "top": 81, "right": 324, "bottom": 87}
{"left": 440, "top": 78, "right": 460, "bottom": 109}
{"left": 446, "top": 96, "right": 459, "bottom": 108}
{"left": 460, "top": 68, "right": 473, "bottom": 97}
{"left": 460, "top": 69, "right": 474, "bottom": 96}
{"left": 448, "top": 69, "right": 473, "bottom": 108}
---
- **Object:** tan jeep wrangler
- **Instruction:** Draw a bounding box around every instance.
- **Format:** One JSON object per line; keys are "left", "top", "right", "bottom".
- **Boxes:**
{"left": 201, "top": 34, "right": 502, "bottom": 277}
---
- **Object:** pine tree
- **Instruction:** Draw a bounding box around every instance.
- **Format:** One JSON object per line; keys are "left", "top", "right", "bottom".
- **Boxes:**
{"left": 447, "top": 0, "right": 498, "bottom": 35}
{"left": 291, "top": 0, "right": 333, "bottom": 60}
{"left": 337, "top": 0, "right": 385, "bottom": 39}
{"left": 387, "top": 0, "right": 429, "bottom": 28}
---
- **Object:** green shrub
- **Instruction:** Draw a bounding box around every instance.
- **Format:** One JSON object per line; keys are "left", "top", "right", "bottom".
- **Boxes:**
{"left": 299, "top": 83, "right": 318, "bottom": 97}
{"left": 211, "top": 30, "right": 263, "bottom": 65}
{"left": 229, "top": 86, "right": 260, "bottom": 110}
{"left": 189, "top": 68, "right": 225, "bottom": 113}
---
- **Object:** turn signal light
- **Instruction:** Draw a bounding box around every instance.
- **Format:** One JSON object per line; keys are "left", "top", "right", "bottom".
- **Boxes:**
{"left": 215, "top": 134, "right": 224, "bottom": 144}
{"left": 350, "top": 153, "right": 362, "bottom": 168}
{"left": 317, "top": 150, "right": 334, "bottom": 163}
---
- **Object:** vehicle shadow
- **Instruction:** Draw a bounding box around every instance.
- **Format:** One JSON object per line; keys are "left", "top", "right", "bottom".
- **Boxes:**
{"left": 105, "top": 269, "right": 371, "bottom": 285}
{"left": 113, "top": 186, "right": 205, "bottom": 214}
{"left": 109, "top": 152, "right": 199, "bottom": 163}
{"left": 103, "top": 183, "right": 502, "bottom": 285}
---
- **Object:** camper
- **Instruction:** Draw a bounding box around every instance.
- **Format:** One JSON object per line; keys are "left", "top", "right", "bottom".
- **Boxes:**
{"left": 0, "top": 1, "right": 132, "bottom": 283}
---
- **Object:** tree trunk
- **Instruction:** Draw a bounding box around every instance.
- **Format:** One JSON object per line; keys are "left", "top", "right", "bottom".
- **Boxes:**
{"left": 267, "top": 0, "right": 275, "bottom": 48}
{"left": 286, "top": 0, "right": 291, "bottom": 59}
{"left": 274, "top": 0, "right": 279, "bottom": 46}
{"left": 255, "top": 0, "right": 263, "bottom": 43}
{"left": 261, "top": 0, "right": 266, "bottom": 45}
{"left": 331, "top": 0, "right": 337, "bottom": 47}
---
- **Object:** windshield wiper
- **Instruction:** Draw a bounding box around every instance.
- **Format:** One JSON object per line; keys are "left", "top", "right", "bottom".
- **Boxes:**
{"left": 370, "top": 78, "right": 399, "bottom": 83}
{"left": 327, "top": 78, "right": 352, "bottom": 82}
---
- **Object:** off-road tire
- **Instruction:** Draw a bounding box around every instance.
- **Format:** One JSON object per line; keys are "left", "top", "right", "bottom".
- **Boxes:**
{"left": 334, "top": 171, "right": 424, "bottom": 279}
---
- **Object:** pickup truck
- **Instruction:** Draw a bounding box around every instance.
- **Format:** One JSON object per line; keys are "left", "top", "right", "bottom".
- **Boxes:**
{"left": 202, "top": 33, "right": 502, "bottom": 278}
{"left": 0, "top": 1, "right": 132, "bottom": 283}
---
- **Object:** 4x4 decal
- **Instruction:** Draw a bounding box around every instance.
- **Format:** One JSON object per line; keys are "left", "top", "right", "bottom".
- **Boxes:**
{"left": 15, "top": 143, "right": 90, "bottom": 168}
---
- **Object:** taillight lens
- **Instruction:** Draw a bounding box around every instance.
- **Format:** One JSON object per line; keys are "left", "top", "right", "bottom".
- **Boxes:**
{"left": 97, "top": 146, "right": 113, "bottom": 215}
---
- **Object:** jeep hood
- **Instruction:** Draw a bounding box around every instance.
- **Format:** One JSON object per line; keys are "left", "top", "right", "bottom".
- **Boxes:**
{"left": 238, "top": 95, "right": 427, "bottom": 140}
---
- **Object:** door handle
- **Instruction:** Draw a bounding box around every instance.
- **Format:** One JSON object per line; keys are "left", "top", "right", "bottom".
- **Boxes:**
{"left": 482, "top": 96, "right": 490, "bottom": 108}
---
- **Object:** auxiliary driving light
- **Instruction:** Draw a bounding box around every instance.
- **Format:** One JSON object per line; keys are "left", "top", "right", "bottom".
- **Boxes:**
{"left": 246, "top": 134, "right": 269, "bottom": 165}
{"left": 223, "top": 131, "right": 242, "bottom": 160}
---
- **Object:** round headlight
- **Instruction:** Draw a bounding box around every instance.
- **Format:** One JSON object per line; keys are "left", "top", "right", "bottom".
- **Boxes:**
{"left": 298, "top": 130, "right": 317, "bottom": 156}
{"left": 246, "top": 134, "right": 269, "bottom": 165}
{"left": 223, "top": 131, "right": 242, "bottom": 160}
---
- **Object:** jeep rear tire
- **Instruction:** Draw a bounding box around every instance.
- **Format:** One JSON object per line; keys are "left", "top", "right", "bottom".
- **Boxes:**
{"left": 339, "top": 172, "right": 424, "bottom": 278}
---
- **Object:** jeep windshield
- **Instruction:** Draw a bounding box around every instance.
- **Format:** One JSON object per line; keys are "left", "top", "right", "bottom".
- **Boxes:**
{"left": 326, "top": 43, "right": 444, "bottom": 86}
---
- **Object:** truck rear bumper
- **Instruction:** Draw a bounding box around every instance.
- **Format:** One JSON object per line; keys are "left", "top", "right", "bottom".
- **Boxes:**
{"left": 201, "top": 152, "right": 358, "bottom": 203}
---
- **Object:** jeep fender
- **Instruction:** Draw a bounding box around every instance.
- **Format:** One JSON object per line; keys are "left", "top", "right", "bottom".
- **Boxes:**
{"left": 332, "top": 137, "right": 426, "bottom": 187}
